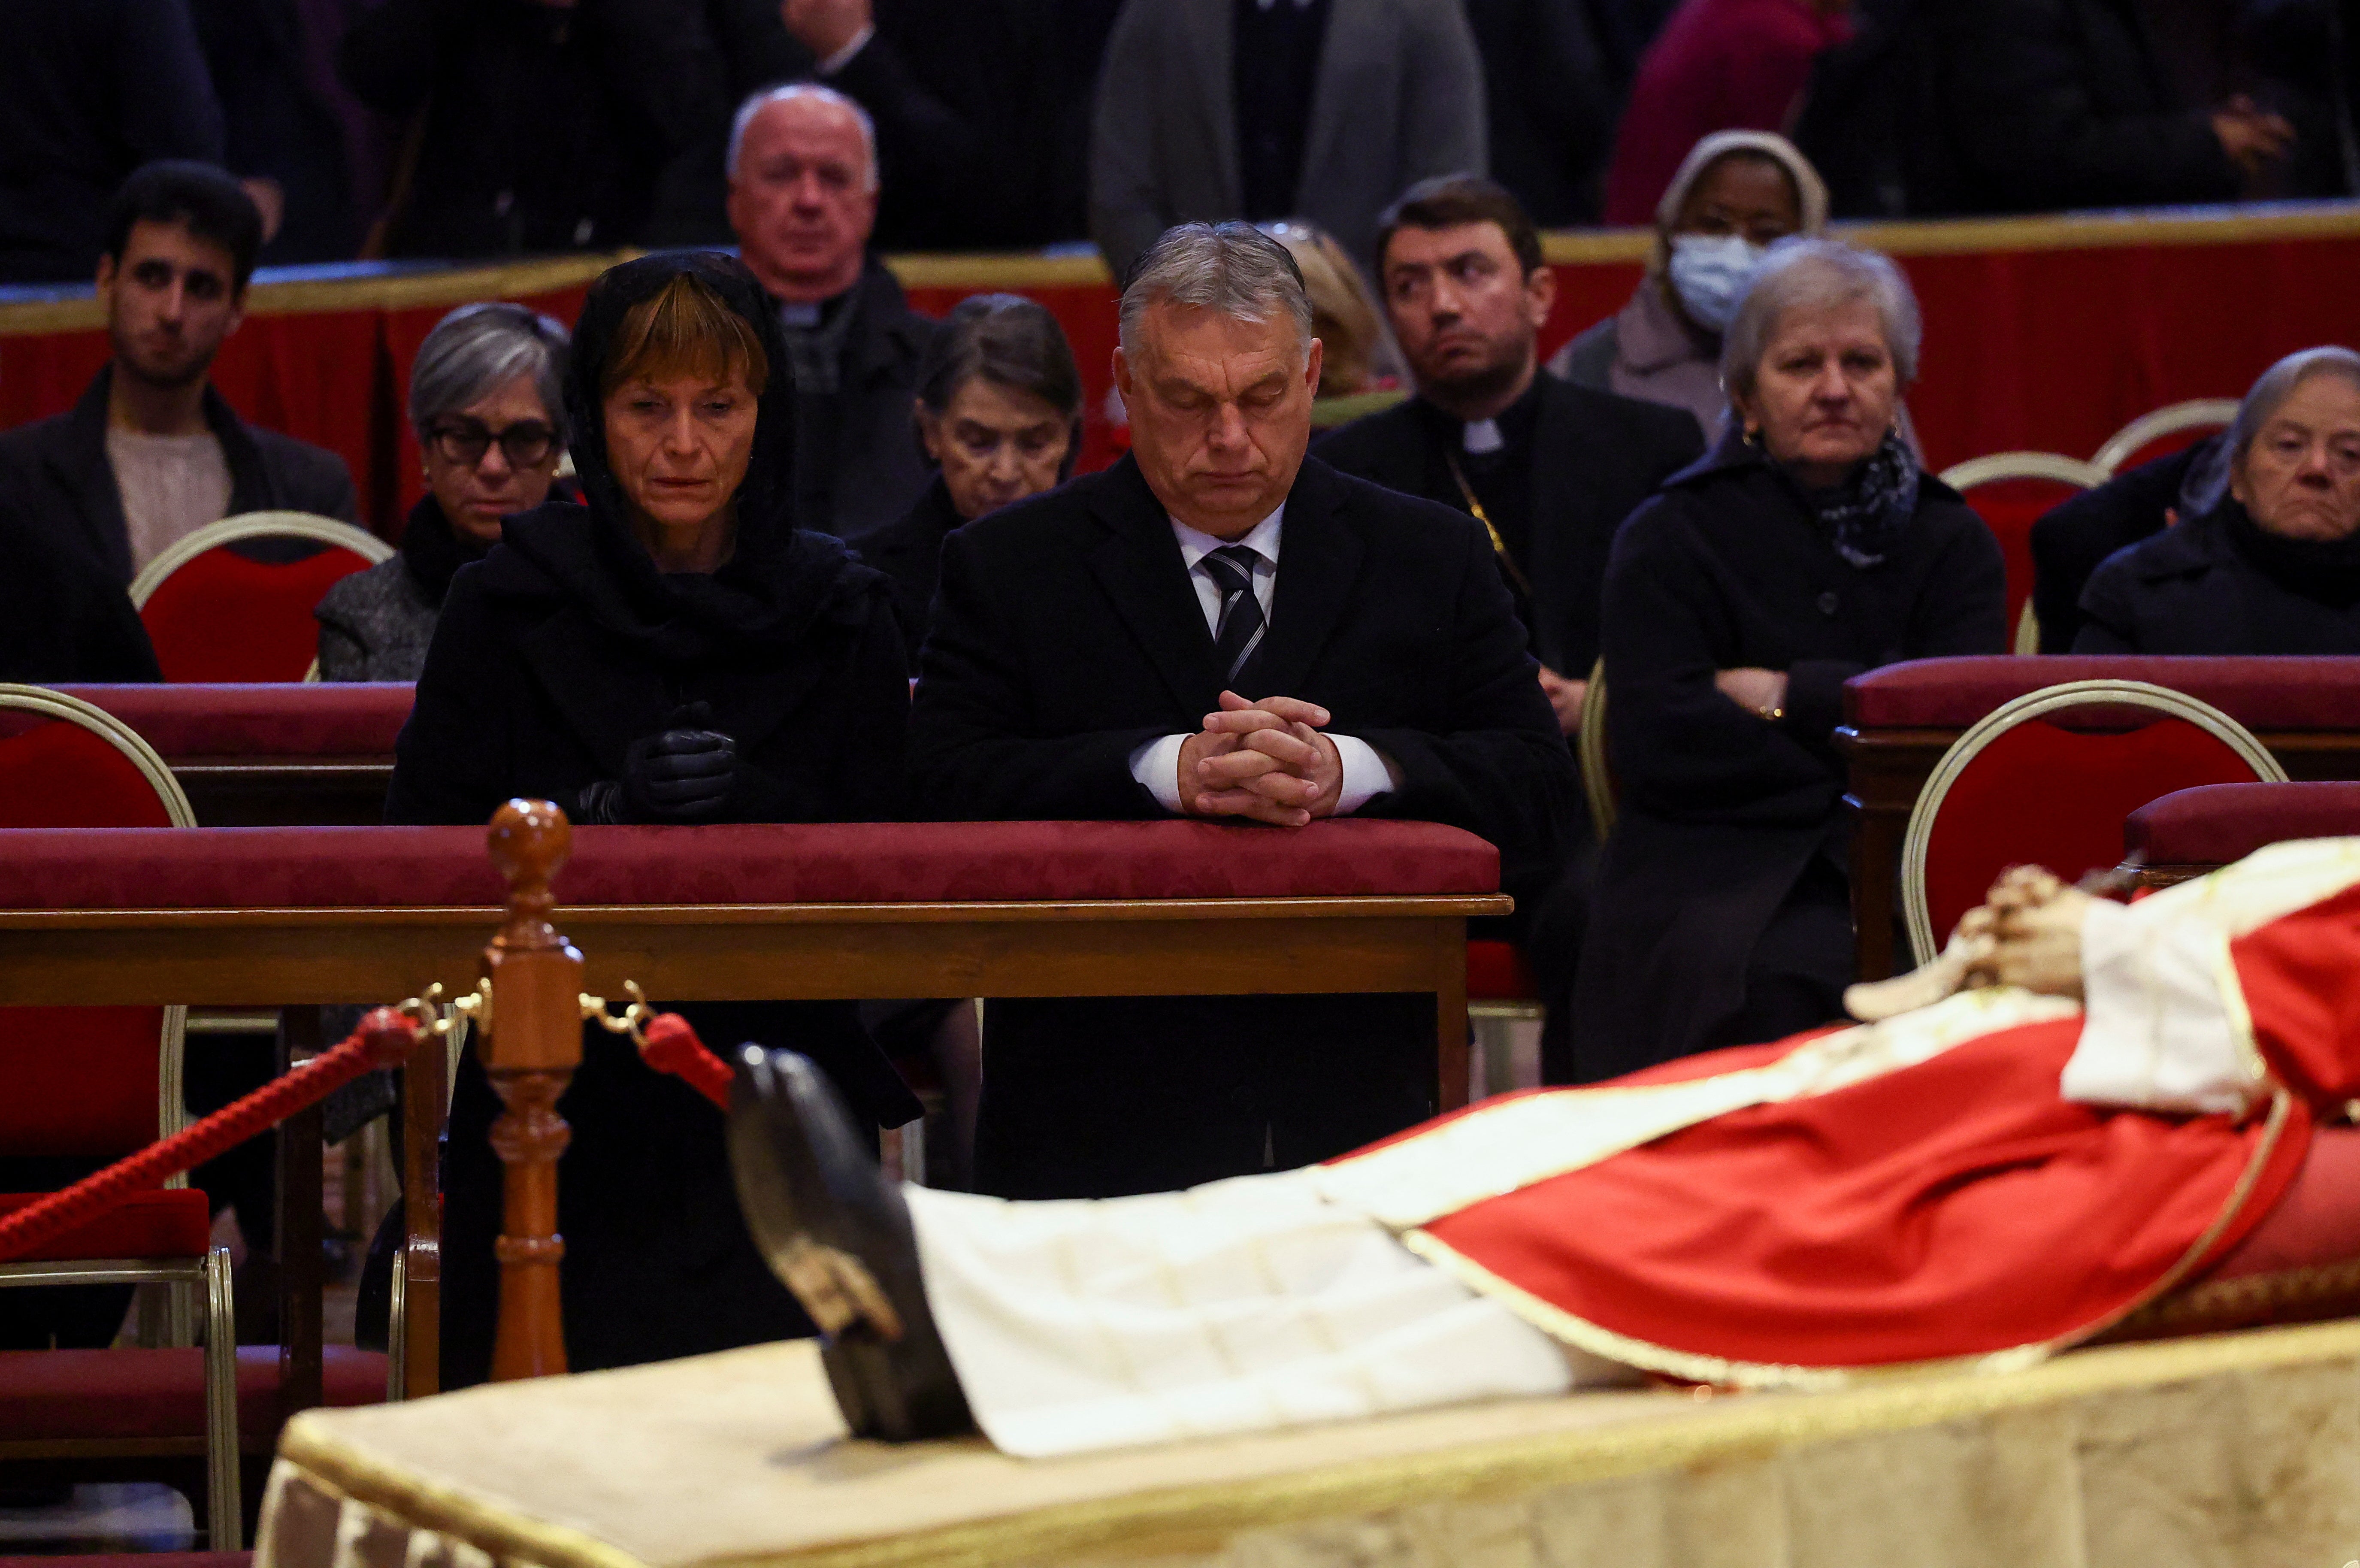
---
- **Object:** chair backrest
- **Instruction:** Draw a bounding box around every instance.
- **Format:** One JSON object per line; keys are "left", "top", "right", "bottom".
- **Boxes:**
{"left": 2092, "top": 398, "right": 2240, "bottom": 475}
{"left": 0, "top": 687, "right": 195, "bottom": 1159}
{"left": 130, "top": 512, "right": 394, "bottom": 683}
{"left": 1900, "top": 680, "right": 2287, "bottom": 965}
{"left": 1576, "top": 656, "right": 1613, "bottom": 843}
{"left": 1939, "top": 452, "right": 2109, "bottom": 659}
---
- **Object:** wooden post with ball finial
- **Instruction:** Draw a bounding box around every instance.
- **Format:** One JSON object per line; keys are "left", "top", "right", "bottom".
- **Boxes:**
{"left": 482, "top": 799, "right": 582, "bottom": 1380}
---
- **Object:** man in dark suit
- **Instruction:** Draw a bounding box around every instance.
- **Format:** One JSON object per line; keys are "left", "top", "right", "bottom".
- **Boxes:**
{"left": 909, "top": 222, "right": 1576, "bottom": 1199}
{"left": 726, "top": 83, "right": 937, "bottom": 539}
{"left": 0, "top": 163, "right": 357, "bottom": 587}
{"left": 1315, "top": 175, "right": 1702, "bottom": 1082}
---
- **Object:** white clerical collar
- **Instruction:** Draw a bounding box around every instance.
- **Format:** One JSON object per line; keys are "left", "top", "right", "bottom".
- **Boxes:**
{"left": 1462, "top": 418, "right": 1504, "bottom": 454}
{"left": 1169, "top": 505, "right": 1285, "bottom": 569}
{"left": 777, "top": 300, "right": 822, "bottom": 328}
{"left": 1253, "top": 0, "right": 1316, "bottom": 10}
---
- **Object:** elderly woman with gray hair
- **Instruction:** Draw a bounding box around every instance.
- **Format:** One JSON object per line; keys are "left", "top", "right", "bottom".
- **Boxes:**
{"left": 2074, "top": 348, "right": 2360, "bottom": 654}
{"left": 1568, "top": 238, "right": 2007, "bottom": 1083}
{"left": 313, "top": 303, "right": 569, "bottom": 680}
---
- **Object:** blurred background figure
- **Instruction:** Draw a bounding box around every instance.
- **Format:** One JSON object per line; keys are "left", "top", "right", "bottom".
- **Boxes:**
{"left": 1088, "top": 0, "right": 1488, "bottom": 281}
{"left": 1552, "top": 131, "right": 1825, "bottom": 436}
{"left": 1260, "top": 220, "right": 1400, "bottom": 399}
{"left": 2075, "top": 347, "right": 2360, "bottom": 653}
{"left": 0, "top": 0, "right": 226, "bottom": 282}
{"left": 1462, "top": 0, "right": 1622, "bottom": 226}
{"left": 727, "top": 83, "right": 938, "bottom": 538}
{"left": 190, "top": 0, "right": 381, "bottom": 264}
{"left": 315, "top": 303, "right": 570, "bottom": 680}
{"left": 1601, "top": 0, "right": 1849, "bottom": 226}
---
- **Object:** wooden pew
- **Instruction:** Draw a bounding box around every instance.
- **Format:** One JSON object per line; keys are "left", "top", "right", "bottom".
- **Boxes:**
{"left": 1840, "top": 656, "right": 2360, "bottom": 980}
{"left": 56, "top": 683, "right": 411, "bottom": 826}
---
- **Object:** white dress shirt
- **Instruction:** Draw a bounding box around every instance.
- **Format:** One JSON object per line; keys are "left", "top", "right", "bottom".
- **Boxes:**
{"left": 1128, "top": 506, "right": 1398, "bottom": 815}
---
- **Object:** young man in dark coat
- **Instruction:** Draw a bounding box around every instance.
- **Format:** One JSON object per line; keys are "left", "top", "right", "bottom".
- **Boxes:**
{"left": 386, "top": 253, "right": 919, "bottom": 1388}
{"left": 727, "top": 84, "right": 938, "bottom": 541}
{"left": 0, "top": 165, "right": 356, "bottom": 587}
{"left": 908, "top": 224, "right": 1578, "bottom": 1200}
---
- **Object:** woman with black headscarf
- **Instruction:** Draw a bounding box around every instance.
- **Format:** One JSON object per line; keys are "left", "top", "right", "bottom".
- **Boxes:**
{"left": 1568, "top": 240, "right": 2005, "bottom": 1084}
{"left": 387, "top": 252, "right": 920, "bottom": 1388}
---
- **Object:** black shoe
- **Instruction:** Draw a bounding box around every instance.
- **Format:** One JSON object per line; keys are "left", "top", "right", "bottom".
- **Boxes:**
{"left": 726, "top": 1045, "right": 974, "bottom": 1442}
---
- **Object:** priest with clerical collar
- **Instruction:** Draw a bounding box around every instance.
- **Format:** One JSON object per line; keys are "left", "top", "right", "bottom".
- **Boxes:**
{"left": 726, "top": 82, "right": 938, "bottom": 541}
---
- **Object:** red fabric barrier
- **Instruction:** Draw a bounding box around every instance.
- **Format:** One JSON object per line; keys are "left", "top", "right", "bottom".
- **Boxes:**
{"left": 0, "top": 819, "right": 1500, "bottom": 911}
{"left": 0, "top": 1190, "right": 210, "bottom": 1263}
{"left": 1845, "top": 656, "right": 2360, "bottom": 731}
{"left": 2125, "top": 781, "right": 2360, "bottom": 866}
{"left": 9, "top": 213, "right": 2357, "bottom": 534}
{"left": 0, "top": 1344, "right": 383, "bottom": 1441}
{"left": 138, "top": 547, "right": 378, "bottom": 682}
{"left": 53, "top": 683, "right": 415, "bottom": 759}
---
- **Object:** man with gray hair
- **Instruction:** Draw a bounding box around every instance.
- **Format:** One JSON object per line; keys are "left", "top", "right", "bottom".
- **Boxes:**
{"left": 726, "top": 82, "right": 936, "bottom": 538}
{"left": 910, "top": 221, "right": 1577, "bottom": 1200}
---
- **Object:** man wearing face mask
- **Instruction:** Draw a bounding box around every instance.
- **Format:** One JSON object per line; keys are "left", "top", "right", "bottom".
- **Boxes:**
{"left": 1551, "top": 132, "right": 1826, "bottom": 437}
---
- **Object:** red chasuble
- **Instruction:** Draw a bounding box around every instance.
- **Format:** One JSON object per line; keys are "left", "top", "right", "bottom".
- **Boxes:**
{"left": 1316, "top": 840, "right": 2360, "bottom": 1386}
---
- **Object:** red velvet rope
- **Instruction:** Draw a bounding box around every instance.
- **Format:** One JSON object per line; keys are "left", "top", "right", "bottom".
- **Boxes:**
{"left": 0, "top": 1008, "right": 425, "bottom": 1265}
{"left": 638, "top": 1012, "right": 734, "bottom": 1110}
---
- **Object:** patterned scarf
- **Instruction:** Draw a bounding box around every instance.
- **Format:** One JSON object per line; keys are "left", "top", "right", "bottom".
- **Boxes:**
{"left": 1798, "top": 428, "right": 1919, "bottom": 568}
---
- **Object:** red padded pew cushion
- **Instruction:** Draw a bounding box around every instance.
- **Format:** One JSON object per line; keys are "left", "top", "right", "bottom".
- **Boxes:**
{"left": 0, "top": 1190, "right": 210, "bottom": 1262}
{"left": 0, "top": 819, "right": 1501, "bottom": 911}
{"left": 2125, "top": 782, "right": 2360, "bottom": 869}
{"left": 0, "top": 1344, "right": 383, "bottom": 1442}
{"left": 1845, "top": 655, "right": 2360, "bottom": 731}
{"left": 55, "top": 684, "right": 414, "bottom": 760}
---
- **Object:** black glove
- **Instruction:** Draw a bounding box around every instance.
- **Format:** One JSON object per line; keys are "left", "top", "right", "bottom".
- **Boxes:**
{"left": 620, "top": 702, "right": 738, "bottom": 821}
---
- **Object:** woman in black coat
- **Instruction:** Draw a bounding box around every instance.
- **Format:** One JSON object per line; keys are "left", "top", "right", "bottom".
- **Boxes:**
{"left": 1570, "top": 239, "right": 2006, "bottom": 1082}
{"left": 387, "top": 252, "right": 920, "bottom": 1388}
{"left": 2075, "top": 348, "right": 2360, "bottom": 655}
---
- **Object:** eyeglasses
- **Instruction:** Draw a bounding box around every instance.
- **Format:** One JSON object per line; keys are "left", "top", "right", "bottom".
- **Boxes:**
{"left": 426, "top": 419, "right": 559, "bottom": 470}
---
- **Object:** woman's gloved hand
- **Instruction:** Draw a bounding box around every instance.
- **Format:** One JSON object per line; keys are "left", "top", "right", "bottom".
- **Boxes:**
{"left": 623, "top": 702, "right": 738, "bottom": 820}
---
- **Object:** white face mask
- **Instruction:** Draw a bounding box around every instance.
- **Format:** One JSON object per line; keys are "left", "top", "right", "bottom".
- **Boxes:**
{"left": 1666, "top": 233, "right": 1767, "bottom": 333}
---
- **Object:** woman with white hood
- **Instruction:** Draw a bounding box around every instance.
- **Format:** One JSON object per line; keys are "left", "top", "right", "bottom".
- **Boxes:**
{"left": 1550, "top": 131, "right": 1827, "bottom": 436}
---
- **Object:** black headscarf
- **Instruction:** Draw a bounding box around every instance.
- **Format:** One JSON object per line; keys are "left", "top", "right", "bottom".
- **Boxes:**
{"left": 496, "top": 252, "right": 881, "bottom": 664}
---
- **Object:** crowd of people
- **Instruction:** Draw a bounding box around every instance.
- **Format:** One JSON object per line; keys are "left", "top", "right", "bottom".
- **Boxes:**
{"left": 5, "top": 34, "right": 2360, "bottom": 1416}
{"left": 1, "top": 0, "right": 2354, "bottom": 282}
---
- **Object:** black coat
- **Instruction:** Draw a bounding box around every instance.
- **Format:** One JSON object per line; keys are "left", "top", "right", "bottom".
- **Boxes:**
{"left": 337, "top": 0, "right": 729, "bottom": 257}
{"left": 0, "top": 366, "right": 357, "bottom": 587}
{"left": 2073, "top": 500, "right": 2360, "bottom": 654}
{"left": 384, "top": 254, "right": 919, "bottom": 1388}
{"left": 1915, "top": 0, "right": 2242, "bottom": 214}
{"left": 2030, "top": 441, "right": 2206, "bottom": 652}
{"left": 1570, "top": 441, "right": 2007, "bottom": 1080}
{"left": 0, "top": 469, "right": 160, "bottom": 683}
{"left": 0, "top": 0, "right": 224, "bottom": 283}
{"left": 908, "top": 452, "right": 1578, "bottom": 1197}
{"left": 851, "top": 473, "right": 964, "bottom": 665}
{"left": 784, "top": 256, "right": 939, "bottom": 541}
{"left": 1312, "top": 375, "right": 1704, "bottom": 680}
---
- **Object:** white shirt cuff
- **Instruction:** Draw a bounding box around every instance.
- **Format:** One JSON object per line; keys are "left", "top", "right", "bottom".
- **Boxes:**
{"left": 1129, "top": 733, "right": 1189, "bottom": 814}
{"left": 1328, "top": 735, "right": 1398, "bottom": 815}
{"left": 2060, "top": 894, "right": 2261, "bottom": 1115}
{"left": 815, "top": 22, "right": 875, "bottom": 74}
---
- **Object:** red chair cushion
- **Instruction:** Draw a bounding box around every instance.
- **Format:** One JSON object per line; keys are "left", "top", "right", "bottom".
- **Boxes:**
{"left": 1846, "top": 655, "right": 2360, "bottom": 732}
{"left": 54, "top": 684, "right": 414, "bottom": 759}
{"left": 0, "top": 1344, "right": 384, "bottom": 1444}
{"left": 0, "top": 1190, "right": 210, "bottom": 1262}
{"left": 1466, "top": 939, "right": 1538, "bottom": 1001}
{"left": 1955, "top": 477, "right": 2086, "bottom": 636}
{"left": 2124, "top": 782, "right": 2360, "bottom": 868}
{"left": 138, "top": 547, "right": 375, "bottom": 683}
{"left": 0, "top": 720, "right": 175, "bottom": 829}
{"left": 1923, "top": 717, "right": 2268, "bottom": 944}
{"left": 0, "top": 819, "right": 1502, "bottom": 910}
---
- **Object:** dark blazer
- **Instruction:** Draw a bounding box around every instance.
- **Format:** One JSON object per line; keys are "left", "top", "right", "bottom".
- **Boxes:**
{"left": 2073, "top": 503, "right": 2360, "bottom": 654}
{"left": 786, "top": 256, "right": 939, "bottom": 541}
{"left": 0, "top": 469, "right": 160, "bottom": 683}
{"left": 908, "top": 452, "right": 1578, "bottom": 1198}
{"left": 1570, "top": 444, "right": 2007, "bottom": 1080}
{"left": 0, "top": 366, "right": 357, "bottom": 586}
{"left": 1312, "top": 376, "right": 1704, "bottom": 679}
{"left": 851, "top": 474, "right": 964, "bottom": 665}
{"left": 2029, "top": 441, "right": 2204, "bottom": 652}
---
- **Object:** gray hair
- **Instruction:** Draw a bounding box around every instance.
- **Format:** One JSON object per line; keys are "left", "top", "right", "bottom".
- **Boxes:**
{"left": 726, "top": 82, "right": 878, "bottom": 190}
{"left": 1719, "top": 238, "right": 1922, "bottom": 400}
{"left": 1116, "top": 223, "right": 1315, "bottom": 363}
{"left": 2187, "top": 345, "right": 2360, "bottom": 512}
{"left": 408, "top": 302, "right": 570, "bottom": 440}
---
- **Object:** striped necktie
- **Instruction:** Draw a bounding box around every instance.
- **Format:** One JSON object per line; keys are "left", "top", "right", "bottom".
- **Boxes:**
{"left": 1199, "top": 543, "right": 1267, "bottom": 688}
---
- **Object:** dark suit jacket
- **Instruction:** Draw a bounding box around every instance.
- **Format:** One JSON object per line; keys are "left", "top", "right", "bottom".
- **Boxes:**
{"left": 1313, "top": 376, "right": 1703, "bottom": 680}
{"left": 908, "top": 451, "right": 1577, "bottom": 1197}
{"left": 851, "top": 473, "right": 962, "bottom": 665}
{"left": 786, "top": 256, "right": 939, "bottom": 541}
{"left": 0, "top": 366, "right": 358, "bottom": 586}
{"left": 0, "top": 466, "right": 160, "bottom": 683}
{"left": 2029, "top": 441, "right": 2204, "bottom": 652}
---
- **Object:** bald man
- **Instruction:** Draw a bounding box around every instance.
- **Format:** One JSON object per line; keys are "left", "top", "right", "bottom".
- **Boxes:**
{"left": 726, "top": 83, "right": 937, "bottom": 539}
